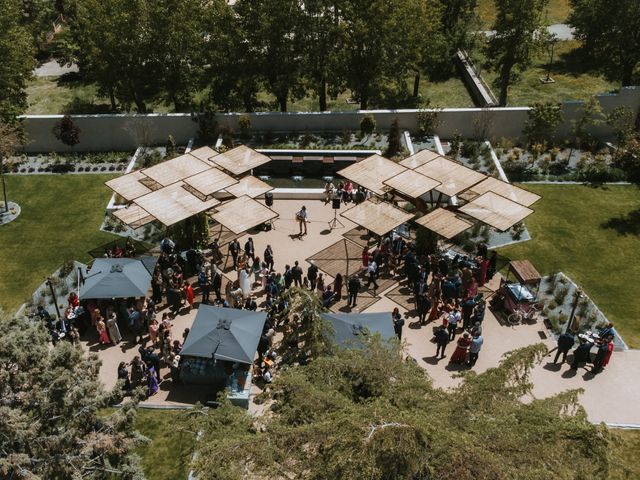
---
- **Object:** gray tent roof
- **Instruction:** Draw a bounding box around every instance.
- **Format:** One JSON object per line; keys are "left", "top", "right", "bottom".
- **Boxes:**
{"left": 180, "top": 305, "right": 267, "bottom": 364}
{"left": 321, "top": 311, "right": 395, "bottom": 347}
{"left": 80, "top": 257, "right": 158, "bottom": 299}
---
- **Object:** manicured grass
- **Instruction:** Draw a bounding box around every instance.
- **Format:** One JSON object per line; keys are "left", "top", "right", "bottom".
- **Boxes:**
{"left": 0, "top": 174, "right": 117, "bottom": 312}
{"left": 477, "top": 0, "right": 571, "bottom": 29}
{"left": 498, "top": 184, "right": 640, "bottom": 347}
{"left": 134, "top": 409, "right": 196, "bottom": 480}
{"left": 610, "top": 429, "right": 640, "bottom": 479}
{"left": 480, "top": 40, "right": 620, "bottom": 106}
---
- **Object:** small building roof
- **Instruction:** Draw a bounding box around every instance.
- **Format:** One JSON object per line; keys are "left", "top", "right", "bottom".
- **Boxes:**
{"left": 112, "top": 204, "right": 156, "bottom": 229}
{"left": 415, "top": 156, "right": 486, "bottom": 197}
{"left": 383, "top": 170, "right": 441, "bottom": 198}
{"left": 225, "top": 175, "right": 274, "bottom": 199}
{"left": 188, "top": 146, "right": 219, "bottom": 165}
{"left": 399, "top": 149, "right": 441, "bottom": 169}
{"left": 141, "top": 154, "right": 212, "bottom": 187}
{"left": 340, "top": 200, "right": 414, "bottom": 237}
{"left": 414, "top": 208, "right": 473, "bottom": 239}
{"left": 212, "top": 145, "right": 272, "bottom": 175}
{"left": 105, "top": 171, "right": 152, "bottom": 202}
{"left": 467, "top": 177, "right": 541, "bottom": 207}
{"left": 509, "top": 260, "right": 541, "bottom": 285}
{"left": 459, "top": 191, "right": 533, "bottom": 231}
{"left": 134, "top": 182, "right": 220, "bottom": 227}
{"left": 183, "top": 167, "right": 238, "bottom": 197}
{"left": 211, "top": 195, "right": 278, "bottom": 234}
{"left": 337, "top": 154, "right": 407, "bottom": 196}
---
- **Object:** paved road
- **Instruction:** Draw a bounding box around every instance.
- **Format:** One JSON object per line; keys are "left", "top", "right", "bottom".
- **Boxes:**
{"left": 34, "top": 59, "right": 78, "bottom": 77}
{"left": 482, "top": 24, "right": 575, "bottom": 41}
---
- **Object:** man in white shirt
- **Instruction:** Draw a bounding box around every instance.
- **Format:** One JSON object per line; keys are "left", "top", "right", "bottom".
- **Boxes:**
{"left": 365, "top": 259, "right": 379, "bottom": 291}
{"left": 447, "top": 308, "right": 461, "bottom": 341}
{"left": 296, "top": 205, "right": 309, "bottom": 236}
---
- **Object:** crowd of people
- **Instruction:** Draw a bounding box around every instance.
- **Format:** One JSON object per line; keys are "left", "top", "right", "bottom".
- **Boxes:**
{"left": 550, "top": 323, "right": 615, "bottom": 374}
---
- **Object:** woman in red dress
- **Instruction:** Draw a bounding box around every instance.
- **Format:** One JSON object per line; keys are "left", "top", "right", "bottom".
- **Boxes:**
{"left": 362, "top": 246, "right": 370, "bottom": 268}
{"left": 449, "top": 332, "right": 472, "bottom": 364}
{"left": 67, "top": 291, "right": 79, "bottom": 308}
{"left": 427, "top": 298, "right": 441, "bottom": 322}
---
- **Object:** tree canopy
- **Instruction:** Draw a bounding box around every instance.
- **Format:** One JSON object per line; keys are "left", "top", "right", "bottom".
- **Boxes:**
{"left": 0, "top": 313, "right": 143, "bottom": 479}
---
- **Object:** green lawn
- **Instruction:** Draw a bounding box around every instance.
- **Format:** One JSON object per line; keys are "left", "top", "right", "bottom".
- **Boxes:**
{"left": 0, "top": 174, "right": 117, "bottom": 312}
{"left": 498, "top": 184, "right": 640, "bottom": 347}
{"left": 480, "top": 40, "right": 620, "bottom": 106}
{"left": 610, "top": 429, "right": 640, "bottom": 479}
{"left": 134, "top": 409, "right": 196, "bottom": 480}
{"left": 477, "top": 0, "right": 571, "bottom": 29}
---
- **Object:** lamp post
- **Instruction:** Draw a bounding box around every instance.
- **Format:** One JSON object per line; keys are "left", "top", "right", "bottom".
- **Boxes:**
{"left": 1, "top": 156, "right": 8, "bottom": 214}
{"left": 46, "top": 277, "right": 62, "bottom": 321}
{"left": 566, "top": 288, "right": 583, "bottom": 333}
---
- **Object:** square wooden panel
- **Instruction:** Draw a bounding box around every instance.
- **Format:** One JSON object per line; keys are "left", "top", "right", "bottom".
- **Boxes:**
{"left": 211, "top": 195, "right": 278, "bottom": 234}
{"left": 414, "top": 208, "right": 473, "bottom": 239}
{"left": 415, "top": 156, "right": 486, "bottom": 197}
{"left": 459, "top": 191, "right": 533, "bottom": 231}
{"left": 112, "top": 204, "right": 156, "bottom": 229}
{"left": 189, "top": 146, "right": 219, "bottom": 165}
{"left": 105, "top": 171, "right": 152, "bottom": 201}
{"left": 340, "top": 200, "right": 414, "bottom": 237}
{"left": 336, "top": 154, "right": 407, "bottom": 196}
{"left": 225, "top": 175, "right": 274, "bottom": 199}
{"left": 399, "top": 149, "right": 441, "bottom": 169}
{"left": 383, "top": 170, "right": 440, "bottom": 198}
{"left": 212, "top": 145, "right": 272, "bottom": 175}
{"left": 468, "top": 177, "right": 541, "bottom": 207}
{"left": 141, "top": 154, "right": 213, "bottom": 187}
{"left": 183, "top": 168, "right": 238, "bottom": 197}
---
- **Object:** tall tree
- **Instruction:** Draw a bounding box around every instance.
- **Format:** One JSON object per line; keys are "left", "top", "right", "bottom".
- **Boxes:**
{"left": 0, "top": 122, "right": 21, "bottom": 213}
{"left": 235, "top": 0, "right": 306, "bottom": 112}
{"left": 485, "top": 0, "right": 549, "bottom": 106}
{"left": 0, "top": 0, "right": 36, "bottom": 122}
{"left": 439, "top": 0, "right": 479, "bottom": 75}
{"left": 569, "top": 0, "right": 640, "bottom": 86}
{"left": 0, "top": 313, "right": 143, "bottom": 479}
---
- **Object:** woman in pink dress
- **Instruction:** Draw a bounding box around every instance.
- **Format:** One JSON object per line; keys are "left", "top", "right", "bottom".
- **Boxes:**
{"left": 449, "top": 333, "right": 472, "bottom": 364}
{"left": 96, "top": 315, "right": 110, "bottom": 345}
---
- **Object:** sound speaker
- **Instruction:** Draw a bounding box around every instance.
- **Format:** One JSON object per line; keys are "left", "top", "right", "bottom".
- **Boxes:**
{"left": 265, "top": 192, "right": 274, "bottom": 207}
{"left": 332, "top": 198, "right": 341, "bottom": 210}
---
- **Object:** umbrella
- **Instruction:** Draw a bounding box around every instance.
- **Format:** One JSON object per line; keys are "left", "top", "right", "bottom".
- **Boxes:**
{"left": 80, "top": 257, "right": 158, "bottom": 299}
{"left": 180, "top": 305, "right": 267, "bottom": 364}
{"left": 321, "top": 312, "right": 395, "bottom": 348}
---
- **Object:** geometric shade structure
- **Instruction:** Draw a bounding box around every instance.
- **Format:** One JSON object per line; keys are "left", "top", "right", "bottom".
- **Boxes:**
{"left": 112, "top": 204, "right": 156, "bottom": 229}
{"left": 105, "top": 170, "right": 152, "bottom": 201}
{"left": 337, "top": 154, "right": 407, "bottom": 196}
{"left": 134, "top": 182, "right": 220, "bottom": 227}
{"left": 211, "top": 195, "right": 278, "bottom": 234}
{"left": 383, "top": 169, "right": 440, "bottom": 198}
{"left": 320, "top": 312, "right": 395, "bottom": 348}
{"left": 399, "top": 149, "right": 441, "bottom": 169}
{"left": 225, "top": 175, "right": 274, "bottom": 199}
{"left": 141, "top": 154, "right": 212, "bottom": 187}
{"left": 467, "top": 177, "right": 541, "bottom": 207}
{"left": 415, "top": 156, "right": 486, "bottom": 197}
{"left": 341, "top": 200, "right": 414, "bottom": 237}
{"left": 188, "top": 146, "right": 219, "bottom": 165}
{"left": 459, "top": 191, "right": 534, "bottom": 231}
{"left": 212, "top": 145, "right": 272, "bottom": 176}
{"left": 414, "top": 208, "right": 473, "bottom": 239}
{"left": 80, "top": 257, "right": 158, "bottom": 299}
{"left": 183, "top": 167, "right": 238, "bottom": 197}
{"left": 180, "top": 305, "right": 267, "bottom": 364}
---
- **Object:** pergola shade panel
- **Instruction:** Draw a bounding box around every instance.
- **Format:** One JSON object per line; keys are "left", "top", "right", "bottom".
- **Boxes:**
{"left": 225, "top": 175, "right": 274, "bottom": 199}
{"left": 399, "top": 149, "right": 442, "bottom": 169}
{"left": 134, "top": 182, "right": 220, "bottom": 227}
{"left": 383, "top": 170, "right": 441, "bottom": 198}
{"left": 212, "top": 195, "right": 278, "bottom": 234}
{"left": 414, "top": 208, "right": 473, "bottom": 239}
{"left": 183, "top": 168, "right": 238, "bottom": 197}
{"left": 112, "top": 204, "right": 156, "bottom": 229}
{"left": 105, "top": 171, "right": 152, "bottom": 201}
{"left": 189, "top": 146, "right": 219, "bottom": 166}
{"left": 467, "top": 177, "right": 541, "bottom": 207}
{"left": 213, "top": 145, "right": 272, "bottom": 175}
{"left": 340, "top": 200, "right": 414, "bottom": 237}
{"left": 459, "top": 191, "right": 533, "bottom": 231}
{"left": 336, "top": 154, "right": 407, "bottom": 196}
{"left": 141, "top": 154, "right": 212, "bottom": 187}
{"left": 415, "top": 157, "right": 486, "bottom": 197}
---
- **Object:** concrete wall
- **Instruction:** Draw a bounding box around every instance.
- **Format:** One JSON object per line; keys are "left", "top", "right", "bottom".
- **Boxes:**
{"left": 19, "top": 87, "right": 640, "bottom": 152}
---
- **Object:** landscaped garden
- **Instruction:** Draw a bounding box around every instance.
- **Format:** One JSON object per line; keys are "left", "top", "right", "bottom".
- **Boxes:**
{"left": 0, "top": 174, "right": 117, "bottom": 312}
{"left": 499, "top": 184, "right": 640, "bottom": 347}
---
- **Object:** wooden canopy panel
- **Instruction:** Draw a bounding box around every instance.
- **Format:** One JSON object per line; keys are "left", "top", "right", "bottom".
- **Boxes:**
{"left": 225, "top": 175, "right": 274, "bottom": 199}
{"left": 399, "top": 149, "right": 441, "bottom": 169}
{"left": 415, "top": 156, "right": 486, "bottom": 197}
{"left": 211, "top": 195, "right": 278, "bottom": 234}
{"left": 340, "top": 200, "right": 414, "bottom": 237}
{"left": 336, "top": 154, "right": 407, "bottom": 196}
{"left": 105, "top": 171, "right": 152, "bottom": 201}
{"left": 189, "top": 146, "right": 219, "bottom": 165}
{"left": 212, "top": 145, "right": 272, "bottom": 175}
{"left": 468, "top": 177, "right": 541, "bottom": 207}
{"left": 134, "top": 182, "right": 220, "bottom": 227}
{"left": 414, "top": 208, "right": 473, "bottom": 239}
{"left": 112, "top": 204, "right": 155, "bottom": 229}
{"left": 183, "top": 168, "right": 238, "bottom": 197}
{"left": 509, "top": 260, "right": 541, "bottom": 284}
{"left": 383, "top": 170, "right": 440, "bottom": 198}
{"left": 141, "top": 154, "right": 212, "bottom": 187}
{"left": 459, "top": 191, "right": 533, "bottom": 231}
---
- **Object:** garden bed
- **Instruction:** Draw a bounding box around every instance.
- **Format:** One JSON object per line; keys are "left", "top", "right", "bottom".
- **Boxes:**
{"left": 6, "top": 151, "right": 133, "bottom": 175}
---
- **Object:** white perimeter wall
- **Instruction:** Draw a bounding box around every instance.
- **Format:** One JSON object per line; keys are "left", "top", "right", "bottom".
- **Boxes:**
{"left": 19, "top": 87, "right": 640, "bottom": 153}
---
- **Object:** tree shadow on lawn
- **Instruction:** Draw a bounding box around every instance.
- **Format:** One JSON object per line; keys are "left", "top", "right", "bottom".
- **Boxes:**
{"left": 600, "top": 208, "right": 640, "bottom": 236}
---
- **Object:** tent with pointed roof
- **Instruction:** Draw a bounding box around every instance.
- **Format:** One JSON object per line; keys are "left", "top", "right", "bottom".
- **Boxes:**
{"left": 321, "top": 312, "right": 395, "bottom": 348}
{"left": 180, "top": 305, "right": 267, "bottom": 364}
{"left": 80, "top": 257, "right": 158, "bottom": 299}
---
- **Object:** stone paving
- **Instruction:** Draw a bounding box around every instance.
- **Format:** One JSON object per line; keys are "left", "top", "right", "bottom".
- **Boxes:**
{"left": 84, "top": 199, "right": 640, "bottom": 425}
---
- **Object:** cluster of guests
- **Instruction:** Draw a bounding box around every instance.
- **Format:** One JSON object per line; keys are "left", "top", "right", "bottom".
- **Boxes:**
{"left": 103, "top": 238, "right": 136, "bottom": 258}
{"left": 552, "top": 322, "right": 615, "bottom": 374}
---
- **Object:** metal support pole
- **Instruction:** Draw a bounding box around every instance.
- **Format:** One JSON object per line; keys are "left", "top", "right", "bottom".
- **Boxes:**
{"left": 47, "top": 277, "right": 62, "bottom": 320}
{"left": 566, "top": 288, "right": 583, "bottom": 333}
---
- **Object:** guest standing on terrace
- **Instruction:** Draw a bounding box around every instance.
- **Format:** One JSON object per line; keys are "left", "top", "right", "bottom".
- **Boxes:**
{"left": 296, "top": 206, "right": 309, "bottom": 236}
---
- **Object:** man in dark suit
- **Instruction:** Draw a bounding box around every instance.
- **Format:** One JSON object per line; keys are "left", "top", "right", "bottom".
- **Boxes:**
{"left": 229, "top": 239, "right": 241, "bottom": 268}
{"left": 244, "top": 237, "right": 255, "bottom": 261}
{"left": 347, "top": 276, "right": 361, "bottom": 307}
{"left": 211, "top": 267, "right": 222, "bottom": 303}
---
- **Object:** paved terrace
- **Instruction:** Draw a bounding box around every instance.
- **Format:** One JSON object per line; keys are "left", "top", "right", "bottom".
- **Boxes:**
{"left": 81, "top": 199, "right": 640, "bottom": 425}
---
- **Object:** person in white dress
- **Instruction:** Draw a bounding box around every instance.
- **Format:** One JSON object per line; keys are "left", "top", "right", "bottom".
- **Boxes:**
{"left": 239, "top": 267, "right": 252, "bottom": 298}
